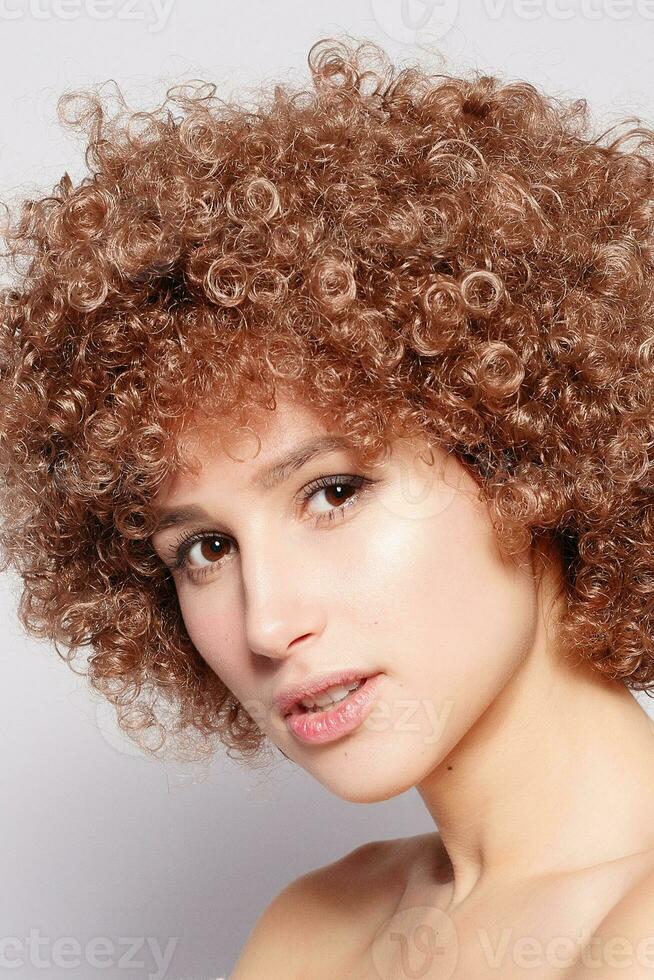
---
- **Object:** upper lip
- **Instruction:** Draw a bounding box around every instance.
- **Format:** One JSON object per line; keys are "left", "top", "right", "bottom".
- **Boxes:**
{"left": 275, "top": 668, "right": 379, "bottom": 717}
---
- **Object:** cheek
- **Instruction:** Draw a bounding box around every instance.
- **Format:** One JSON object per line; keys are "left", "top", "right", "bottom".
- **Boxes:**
{"left": 345, "top": 469, "right": 536, "bottom": 647}
{"left": 177, "top": 589, "right": 244, "bottom": 692}
{"left": 353, "top": 475, "right": 539, "bottom": 742}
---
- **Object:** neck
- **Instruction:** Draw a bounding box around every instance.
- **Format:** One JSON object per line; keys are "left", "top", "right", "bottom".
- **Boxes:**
{"left": 416, "top": 570, "right": 654, "bottom": 908}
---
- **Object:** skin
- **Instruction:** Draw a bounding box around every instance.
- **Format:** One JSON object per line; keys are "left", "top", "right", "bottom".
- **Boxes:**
{"left": 150, "top": 389, "right": 654, "bottom": 974}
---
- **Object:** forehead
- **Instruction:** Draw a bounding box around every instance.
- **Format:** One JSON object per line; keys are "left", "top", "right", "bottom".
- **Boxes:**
{"left": 155, "top": 391, "right": 352, "bottom": 500}
{"left": 192, "top": 391, "right": 320, "bottom": 453}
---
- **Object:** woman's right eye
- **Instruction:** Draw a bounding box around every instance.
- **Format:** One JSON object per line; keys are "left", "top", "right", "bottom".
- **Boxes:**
{"left": 170, "top": 531, "right": 233, "bottom": 579}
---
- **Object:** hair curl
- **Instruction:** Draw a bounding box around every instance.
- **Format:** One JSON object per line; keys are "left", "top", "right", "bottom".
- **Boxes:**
{"left": 2, "top": 36, "right": 654, "bottom": 765}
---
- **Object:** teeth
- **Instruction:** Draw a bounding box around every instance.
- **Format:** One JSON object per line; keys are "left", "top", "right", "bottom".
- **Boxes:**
{"left": 300, "top": 679, "right": 363, "bottom": 711}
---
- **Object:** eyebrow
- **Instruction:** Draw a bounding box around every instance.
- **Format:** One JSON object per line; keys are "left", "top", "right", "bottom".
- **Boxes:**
{"left": 149, "top": 434, "right": 353, "bottom": 538}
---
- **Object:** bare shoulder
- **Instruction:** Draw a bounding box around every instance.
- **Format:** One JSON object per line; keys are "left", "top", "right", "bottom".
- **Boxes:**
{"left": 567, "top": 860, "right": 654, "bottom": 979}
{"left": 230, "top": 837, "right": 413, "bottom": 980}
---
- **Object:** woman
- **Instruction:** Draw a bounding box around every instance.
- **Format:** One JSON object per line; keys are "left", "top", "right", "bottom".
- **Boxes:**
{"left": 2, "top": 35, "right": 654, "bottom": 978}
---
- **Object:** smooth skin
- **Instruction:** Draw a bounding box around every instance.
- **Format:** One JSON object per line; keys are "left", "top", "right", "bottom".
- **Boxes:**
{"left": 150, "top": 391, "right": 654, "bottom": 979}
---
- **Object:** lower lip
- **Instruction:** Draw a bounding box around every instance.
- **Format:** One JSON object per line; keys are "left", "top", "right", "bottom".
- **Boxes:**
{"left": 284, "top": 673, "right": 384, "bottom": 745}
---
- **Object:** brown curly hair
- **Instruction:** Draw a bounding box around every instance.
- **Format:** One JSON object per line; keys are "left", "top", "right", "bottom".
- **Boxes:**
{"left": 2, "top": 35, "right": 654, "bottom": 766}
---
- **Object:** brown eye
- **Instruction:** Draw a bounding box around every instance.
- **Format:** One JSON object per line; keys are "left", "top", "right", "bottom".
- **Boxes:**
{"left": 303, "top": 474, "right": 373, "bottom": 525}
{"left": 177, "top": 533, "right": 234, "bottom": 572}
{"left": 318, "top": 482, "right": 358, "bottom": 509}
{"left": 188, "top": 534, "right": 229, "bottom": 565}
{"left": 195, "top": 536, "right": 230, "bottom": 565}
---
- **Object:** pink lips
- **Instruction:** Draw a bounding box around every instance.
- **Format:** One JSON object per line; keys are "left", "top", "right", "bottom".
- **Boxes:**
{"left": 275, "top": 668, "right": 380, "bottom": 718}
{"left": 284, "top": 673, "right": 384, "bottom": 745}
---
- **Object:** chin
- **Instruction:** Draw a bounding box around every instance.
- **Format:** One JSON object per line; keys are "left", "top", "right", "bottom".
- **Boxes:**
{"left": 333, "top": 783, "right": 413, "bottom": 804}
{"left": 310, "top": 751, "right": 435, "bottom": 804}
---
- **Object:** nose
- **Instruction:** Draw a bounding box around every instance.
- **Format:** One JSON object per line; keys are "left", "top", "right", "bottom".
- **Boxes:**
{"left": 239, "top": 524, "right": 327, "bottom": 660}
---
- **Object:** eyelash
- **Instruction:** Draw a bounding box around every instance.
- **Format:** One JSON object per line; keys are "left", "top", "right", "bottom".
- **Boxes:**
{"left": 164, "top": 473, "right": 376, "bottom": 584}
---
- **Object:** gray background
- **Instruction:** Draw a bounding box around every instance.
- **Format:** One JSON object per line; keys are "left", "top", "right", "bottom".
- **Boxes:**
{"left": 1, "top": 1, "right": 654, "bottom": 977}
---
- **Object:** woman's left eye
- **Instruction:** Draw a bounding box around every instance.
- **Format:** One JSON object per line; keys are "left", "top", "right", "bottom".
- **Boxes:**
{"left": 302, "top": 473, "right": 371, "bottom": 521}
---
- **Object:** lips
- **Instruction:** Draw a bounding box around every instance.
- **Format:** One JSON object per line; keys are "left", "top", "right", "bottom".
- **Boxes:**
{"left": 275, "top": 668, "right": 379, "bottom": 718}
{"left": 284, "top": 673, "right": 385, "bottom": 745}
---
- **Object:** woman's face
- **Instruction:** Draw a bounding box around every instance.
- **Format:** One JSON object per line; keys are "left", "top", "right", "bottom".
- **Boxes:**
{"left": 150, "top": 392, "right": 541, "bottom": 803}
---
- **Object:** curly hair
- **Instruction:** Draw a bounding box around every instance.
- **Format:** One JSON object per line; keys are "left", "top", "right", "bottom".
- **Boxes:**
{"left": 1, "top": 36, "right": 654, "bottom": 765}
